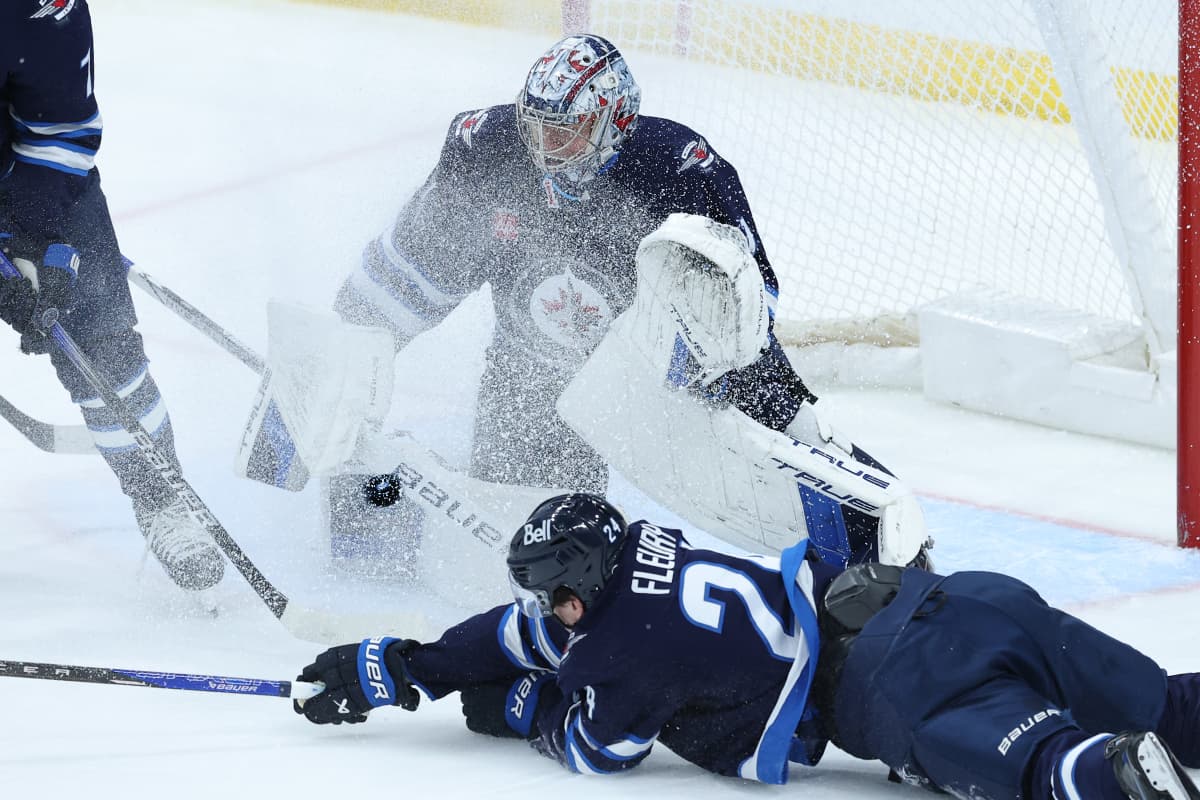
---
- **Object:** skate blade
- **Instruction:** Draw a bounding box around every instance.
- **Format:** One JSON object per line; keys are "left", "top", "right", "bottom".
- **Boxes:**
{"left": 1138, "top": 734, "right": 1200, "bottom": 800}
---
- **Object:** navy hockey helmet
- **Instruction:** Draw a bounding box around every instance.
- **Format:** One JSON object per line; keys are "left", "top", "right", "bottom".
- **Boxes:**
{"left": 516, "top": 34, "right": 641, "bottom": 183}
{"left": 507, "top": 493, "right": 629, "bottom": 617}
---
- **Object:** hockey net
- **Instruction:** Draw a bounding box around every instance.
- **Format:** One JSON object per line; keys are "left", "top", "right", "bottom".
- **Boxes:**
{"left": 569, "top": 0, "right": 1178, "bottom": 395}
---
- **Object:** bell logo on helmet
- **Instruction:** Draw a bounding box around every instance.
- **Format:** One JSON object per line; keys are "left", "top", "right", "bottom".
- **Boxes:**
{"left": 523, "top": 519, "right": 552, "bottom": 546}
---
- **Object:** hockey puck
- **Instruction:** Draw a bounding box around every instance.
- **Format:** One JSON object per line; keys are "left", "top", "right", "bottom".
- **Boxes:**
{"left": 362, "top": 473, "right": 402, "bottom": 507}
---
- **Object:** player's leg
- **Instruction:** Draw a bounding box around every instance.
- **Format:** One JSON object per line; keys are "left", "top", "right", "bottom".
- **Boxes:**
{"left": 46, "top": 172, "right": 222, "bottom": 590}
{"left": 469, "top": 342, "right": 607, "bottom": 493}
{"left": 927, "top": 572, "right": 1197, "bottom": 799}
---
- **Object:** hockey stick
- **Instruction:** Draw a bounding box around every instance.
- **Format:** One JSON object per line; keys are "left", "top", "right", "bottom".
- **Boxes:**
{"left": 0, "top": 259, "right": 263, "bottom": 455}
{"left": 126, "top": 262, "right": 267, "bottom": 374}
{"left": 0, "top": 391, "right": 94, "bottom": 454}
{"left": 0, "top": 251, "right": 429, "bottom": 643}
{"left": 0, "top": 658, "right": 322, "bottom": 699}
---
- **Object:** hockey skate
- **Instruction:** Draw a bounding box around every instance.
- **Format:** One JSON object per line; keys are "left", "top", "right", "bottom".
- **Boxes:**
{"left": 135, "top": 498, "right": 225, "bottom": 590}
{"left": 1106, "top": 732, "right": 1200, "bottom": 800}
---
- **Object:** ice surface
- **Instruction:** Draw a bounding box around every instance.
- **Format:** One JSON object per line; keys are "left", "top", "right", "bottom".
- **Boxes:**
{"left": 0, "top": 2, "right": 1194, "bottom": 797}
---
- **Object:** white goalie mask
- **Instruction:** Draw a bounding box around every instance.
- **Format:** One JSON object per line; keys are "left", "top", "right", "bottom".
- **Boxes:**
{"left": 637, "top": 213, "right": 769, "bottom": 383}
{"left": 516, "top": 34, "right": 641, "bottom": 184}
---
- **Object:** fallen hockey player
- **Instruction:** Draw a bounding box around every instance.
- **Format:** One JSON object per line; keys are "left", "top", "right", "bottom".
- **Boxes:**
{"left": 293, "top": 493, "right": 1200, "bottom": 800}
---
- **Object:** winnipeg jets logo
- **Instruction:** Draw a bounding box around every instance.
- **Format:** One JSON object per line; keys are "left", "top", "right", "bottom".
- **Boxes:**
{"left": 536, "top": 275, "right": 607, "bottom": 346}
{"left": 30, "top": 0, "right": 75, "bottom": 20}
{"left": 678, "top": 138, "right": 715, "bottom": 173}
{"left": 455, "top": 109, "right": 489, "bottom": 148}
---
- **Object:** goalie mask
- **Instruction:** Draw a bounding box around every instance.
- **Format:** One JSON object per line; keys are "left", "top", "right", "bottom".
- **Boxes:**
{"left": 516, "top": 34, "right": 641, "bottom": 184}
{"left": 507, "top": 493, "right": 628, "bottom": 617}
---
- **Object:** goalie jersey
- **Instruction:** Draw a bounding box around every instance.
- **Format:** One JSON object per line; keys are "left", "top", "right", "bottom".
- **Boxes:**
{"left": 401, "top": 521, "right": 836, "bottom": 784}
{"left": 335, "top": 104, "right": 816, "bottom": 489}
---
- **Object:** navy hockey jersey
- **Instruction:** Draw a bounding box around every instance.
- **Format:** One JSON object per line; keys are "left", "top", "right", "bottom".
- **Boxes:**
{"left": 403, "top": 522, "right": 835, "bottom": 784}
{"left": 338, "top": 103, "right": 780, "bottom": 370}
{"left": 1, "top": 1, "right": 103, "bottom": 245}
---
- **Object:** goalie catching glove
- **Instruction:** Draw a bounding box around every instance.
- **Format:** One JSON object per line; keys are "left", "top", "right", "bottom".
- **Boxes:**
{"left": 293, "top": 637, "right": 420, "bottom": 724}
{"left": 636, "top": 213, "right": 768, "bottom": 385}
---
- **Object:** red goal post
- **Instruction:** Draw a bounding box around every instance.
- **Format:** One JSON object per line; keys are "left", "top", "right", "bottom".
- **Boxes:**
{"left": 1180, "top": 0, "right": 1199, "bottom": 548}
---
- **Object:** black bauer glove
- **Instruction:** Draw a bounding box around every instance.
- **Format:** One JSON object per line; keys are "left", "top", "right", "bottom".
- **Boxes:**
{"left": 460, "top": 671, "right": 557, "bottom": 740}
{"left": 0, "top": 238, "right": 80, "bottom": 349}
{"left": 294, "top": 637, "right": 421, "bottom": 725}
{"left": 0, "top": 234, "right": 38, "bottom": 331}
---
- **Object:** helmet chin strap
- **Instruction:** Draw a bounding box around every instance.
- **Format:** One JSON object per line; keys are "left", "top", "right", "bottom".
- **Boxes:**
{"left": 538, "top": 152, "right": 620, "bottom": 207}
{"left": 541, "top": 173, "right": 589, "bottom": 207}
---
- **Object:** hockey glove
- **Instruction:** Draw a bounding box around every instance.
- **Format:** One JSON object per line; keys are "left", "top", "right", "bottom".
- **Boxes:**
{"left": 293, "top": 637, "right": 421, "bottom": 725}
{"left": 460, "top": 671, "right": 557, "bottom": 740}
{"left": 0, "top": 236, "right": 80, "bottom": 349}
{"left": 20, "top": 244, "right": 81, "bottom": 354}
{"left": 0, "top": 235, "right": 37, "bottom": 332}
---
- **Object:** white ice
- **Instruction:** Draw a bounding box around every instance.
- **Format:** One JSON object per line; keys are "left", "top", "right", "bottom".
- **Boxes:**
{"left": 0, "top": 2, "right": 1195, "bottom": 798}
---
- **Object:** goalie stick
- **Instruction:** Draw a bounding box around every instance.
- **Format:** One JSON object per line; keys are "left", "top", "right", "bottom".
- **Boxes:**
{"left": 0, "top": 658, "right": 323, "bottom": 699}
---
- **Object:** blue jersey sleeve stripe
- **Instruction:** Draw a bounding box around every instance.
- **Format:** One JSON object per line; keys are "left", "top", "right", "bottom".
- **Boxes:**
{"left": 496, "top": 604, "right": 539, "bottom": 670}
{"left": 11, "top": 151, "right": 90, "bottom": 176}
{"left": 526, "top": 614, "right": 563, "bottom": 667}
{"left": 15, "top": 136, "right": 98, "bottom": 157}
{"left": 565, "top": 725, "right": 611, "bottom": 775}
{"left": 378, "top": 229, "right": 465, "bottom": 309}
{"left": 10, "top": 110, "right": 102, "bottom": 137}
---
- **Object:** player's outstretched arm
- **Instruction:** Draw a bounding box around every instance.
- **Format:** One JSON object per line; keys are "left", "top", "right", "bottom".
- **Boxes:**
{"left": 293, "top": 637, "right": 421, "bottom": 725}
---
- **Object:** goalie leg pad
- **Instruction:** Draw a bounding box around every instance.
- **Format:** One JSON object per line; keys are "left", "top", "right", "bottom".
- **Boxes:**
{"left": 234, "top": 375, "right": 310, "bottom": 492}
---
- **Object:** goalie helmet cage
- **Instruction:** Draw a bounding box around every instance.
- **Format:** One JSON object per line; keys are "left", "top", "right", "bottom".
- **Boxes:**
{"left": 561, "top": 0, "right": 1198, "bottom": 548}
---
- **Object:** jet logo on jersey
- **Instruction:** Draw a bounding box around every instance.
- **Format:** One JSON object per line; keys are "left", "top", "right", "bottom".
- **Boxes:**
{"left": 678, "top": 138, "right": 715, "bottom": 173}
{"left": 493, "top": 208, "right": 519, "bottom": 241}
{"left": 539, "top": 280, "right": 605, "bottom": 342}
{"left": 523, "top": 519, "right": 552, "bottom": 546}
{"left": 455, "top": 109, "right": 489, "bottom": 148}
{"left": 30, "top": 0, "right": 76, "bottom": 21}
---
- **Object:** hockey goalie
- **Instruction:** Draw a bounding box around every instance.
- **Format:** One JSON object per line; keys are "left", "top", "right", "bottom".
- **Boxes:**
{"left": 236, "top": 34, "right": 930, "bottom": 607}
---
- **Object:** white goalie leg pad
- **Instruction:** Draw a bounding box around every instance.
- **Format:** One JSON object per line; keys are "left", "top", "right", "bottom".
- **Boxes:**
{"left": 877, "top": 494, "right": 928, "bottom": 567}
{"left": 785, "top": 401, "right": 928, "bottom": 567}
{"left": 237, "top": 302, "right": 394, "bottom": 478}
{"left": 636, "top": 213, "right": 768, "bottom": 385}
{"left": 558, "top": 280, "right": 928, "bottom": 562}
